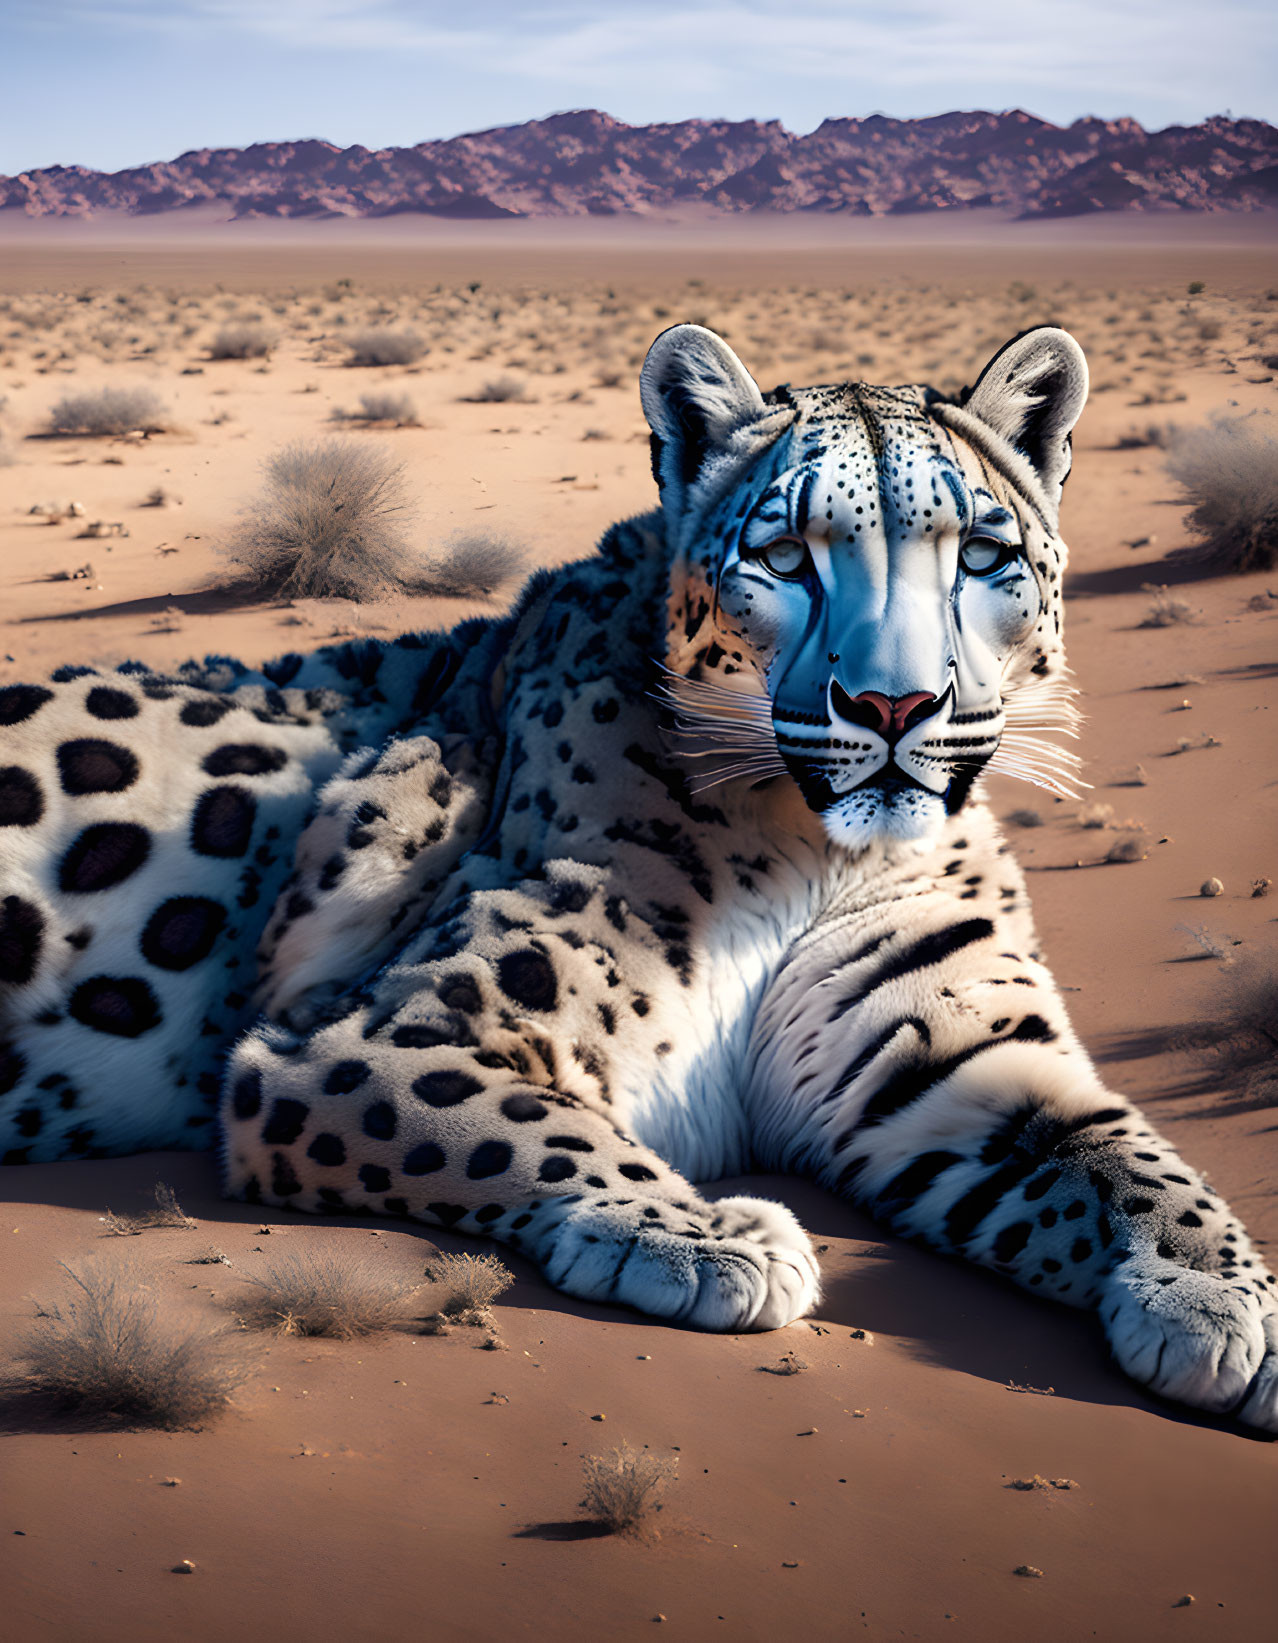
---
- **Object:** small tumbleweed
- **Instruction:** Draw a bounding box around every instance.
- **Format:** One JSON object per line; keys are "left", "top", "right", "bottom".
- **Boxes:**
{"left": 422, "top": 1251, "right": 514, "bottom": 1328}
{"left": 236, "top": 1250, "right": 420, "bottom": 1339}
{"left": 580, "top": 1443, "right": 678, "bottom": 1536}
{"left": 14, "top": 1256, "right": 252, "bottom": 1429}
{"left": 102, "top": 1182, "right": 196, "bottom": 1237}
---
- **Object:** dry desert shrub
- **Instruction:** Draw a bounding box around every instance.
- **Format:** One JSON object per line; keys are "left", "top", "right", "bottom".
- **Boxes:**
{"left": 1115, "top": 422, "right": 1178, "bottom": 449}
{"left": 581, "top": 1444, "right": 678, "bottom": 1536}
{"left": 1139, "top": 585, "right": 1195, "bottom": 627}
{"left": 423, "top": 1251, "right": 514, "bottom": 1326}
{"left": 419, "top": 531, "right": 530, "bottom": 600}
{"left": 345, "top": 329, "right": 426, "bottom": 367}
{"left": 44, "top": 385, "right": 170, "bottom": 436}
{"left": 1183, "top": 953, "right": 1278, "bottom": 1105}
{"left": 1166, "top": 415, "right": 1278, "bottom": 573}
{"left": 13, "top": 1257, "right": 252, "bottom": 1428}
{"left": 222, "top": 438, "right": 418, "bottom": 601}
{"left": 235, "top": 1251, "right": 420, "bottom": 1339}
{"left": 208, "top": 321, "right": 274, "bottom": 360}
{"left": 103, "top": 1181, "right": 196, "bottom": 1237}
{"left": 334, "top": 390, "right": 420, "bottom": 426}
{"left": 463, "top": 374, "right": 529, "bottom": 403}
{"left": 1105, "top": 831, "right": 1151, "bottom": 864}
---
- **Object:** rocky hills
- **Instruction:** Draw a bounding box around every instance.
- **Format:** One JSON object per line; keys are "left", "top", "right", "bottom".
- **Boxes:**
{"left": 4, "top": 108, "right": 1275, "bottom": 220}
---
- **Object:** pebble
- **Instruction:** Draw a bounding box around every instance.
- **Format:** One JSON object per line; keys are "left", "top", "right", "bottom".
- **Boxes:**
{"left": 1172, "top": 1595, "right": 1195, "bottom": 1608}
{"left": 1200, "top": 877, "right": 1224, "bottom": 897}
{"left": 1013, "top": 1565, "right": 1043, "bottom": 1579}
{"left": 171, "top": 1560, "right": 196, "bottom": 1574}
{"left": 590, "top": 1413, "right": 605, "bottom": 1421}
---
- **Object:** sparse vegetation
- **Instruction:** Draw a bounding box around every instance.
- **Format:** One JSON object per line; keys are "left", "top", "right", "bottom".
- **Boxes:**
{"left": 463, "top": 374, "right": 529, "bottom": 403}
{"left": 222, "top": 438, "right": 418, "bottom": 601}
{"left": 1166, "top": 415, "right": 1278, "bottom": 573}
{"left": 236, "top": 1250, "right": 420, "bottom": 1339}
{"left": 1115, "top": 421, "right": 1178, "bottom": 449}
{"left": 580, "top": 1443, "right": 678, "bottom": 1536}
{"left": 345, "top": 329, "right": 426, "bottom": 367}
{"left": 334, "top": 391, "right": 420, "bottom": 426}
{"left": 1105, "top": 831, "right": 1150, "bottom": 864}
{"left": 1139, "top": 584, "right": 1195, "bottom": 627}
{"left": 419, "top": 532, "right": 530, "bottom": 600}
{"left": 12, "top": 1257, "right": 252, "bottom": 1428}
{"left": 208, "top": 322, "right": 274, "bottom": 360}
{"left": 1184, "top": 953, "right": 1278, "bottom": 1106}
{"left": 102, "top": 1181, "right": 195, "bottom": 1237}
{"left": 422, "top": 1251, "right": 514, "bottom": 1327}
{"left": 44, "top": 386, "right": 170, "bottom": 437}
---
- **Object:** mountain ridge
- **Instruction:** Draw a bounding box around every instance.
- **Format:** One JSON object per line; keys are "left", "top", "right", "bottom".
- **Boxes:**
{"left": 5, "top": 109, "right": 1276, "bottom": 221}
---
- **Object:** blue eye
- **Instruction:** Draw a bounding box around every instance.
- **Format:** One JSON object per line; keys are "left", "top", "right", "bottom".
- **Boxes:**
{"left": 960, "top": 538, "right": 1019, "bottom": 577}
{"left": 748, "top": 536, "right": 811, "bottom": 580}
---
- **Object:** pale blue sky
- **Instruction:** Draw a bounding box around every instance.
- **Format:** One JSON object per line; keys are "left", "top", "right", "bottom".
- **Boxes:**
{"left": 2, "top": 0, "right": 1273, "bottom": 175}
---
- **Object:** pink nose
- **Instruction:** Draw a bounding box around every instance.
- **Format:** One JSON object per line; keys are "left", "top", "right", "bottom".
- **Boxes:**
{"left": 832, "top": 686, "right": 940, "bottom": 740}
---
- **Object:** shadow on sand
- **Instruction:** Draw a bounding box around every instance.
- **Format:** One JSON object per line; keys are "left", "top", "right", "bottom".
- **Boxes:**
{"left": 1, "top": 1146, "right": 1264, "bottom": 1439}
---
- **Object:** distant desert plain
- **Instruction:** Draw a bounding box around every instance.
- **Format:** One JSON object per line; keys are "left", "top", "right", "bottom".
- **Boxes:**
{"left": 1, "top": 208, "right": 1276, "bottom": 1642}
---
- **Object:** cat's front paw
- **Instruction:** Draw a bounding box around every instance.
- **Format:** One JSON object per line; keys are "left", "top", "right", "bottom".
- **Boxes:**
{"left": 1101, "top": 1253, "right": 1278, "bottom": 1432}
{"left": 541, "top": 1193, "right": 820, "bottom": 1331}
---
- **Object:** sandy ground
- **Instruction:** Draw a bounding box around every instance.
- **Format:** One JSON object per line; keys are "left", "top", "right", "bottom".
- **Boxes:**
{"left": 1, "top": 214, "right": 1276, "bottom": 1641}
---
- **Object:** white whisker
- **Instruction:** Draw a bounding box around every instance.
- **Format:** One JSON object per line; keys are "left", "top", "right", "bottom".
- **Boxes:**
{"left": 652, "top": 661, "right": 783, "bottom": 790}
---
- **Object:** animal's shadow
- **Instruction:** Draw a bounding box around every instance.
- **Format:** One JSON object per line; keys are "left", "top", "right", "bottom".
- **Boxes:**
{"left": 0, "top": 1149, "right": 1262, "bottom": 1439}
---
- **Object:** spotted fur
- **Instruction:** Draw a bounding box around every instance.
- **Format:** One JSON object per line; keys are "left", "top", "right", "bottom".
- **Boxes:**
{"left": 1, "top": 326, "right": 1274, "bottom": 1428}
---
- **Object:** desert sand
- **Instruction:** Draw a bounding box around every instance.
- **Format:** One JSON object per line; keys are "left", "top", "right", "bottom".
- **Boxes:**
{"left": 1, "top": 213, "right": 1276, "bottom": 1642}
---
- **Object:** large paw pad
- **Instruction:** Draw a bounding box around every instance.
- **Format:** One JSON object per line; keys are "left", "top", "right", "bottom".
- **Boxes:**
{"left": 1103, "top": 1255, "right": 1278, "bottom": 1432}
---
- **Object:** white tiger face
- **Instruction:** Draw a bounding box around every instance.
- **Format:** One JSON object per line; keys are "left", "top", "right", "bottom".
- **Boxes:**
{"left": 642, "top": 325, "right": 1089, "bottom": 852}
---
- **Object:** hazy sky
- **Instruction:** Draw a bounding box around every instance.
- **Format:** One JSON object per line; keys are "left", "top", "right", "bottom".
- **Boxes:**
{"left": 3, "top": 0, "right": 1274, "bottom": 175}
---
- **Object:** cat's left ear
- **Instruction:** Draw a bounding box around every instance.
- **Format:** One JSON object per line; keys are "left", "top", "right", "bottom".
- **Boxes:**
{"left": 962, "top": 327, "right": 1089, "bottom": 507}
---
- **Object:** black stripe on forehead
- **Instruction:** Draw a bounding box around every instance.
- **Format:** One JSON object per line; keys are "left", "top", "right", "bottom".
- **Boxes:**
{"left": 792, "top": 464, "right": 816, "bottom": 536}
{"left": 938, "top": 465, "right": 971, "bottom": 530}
